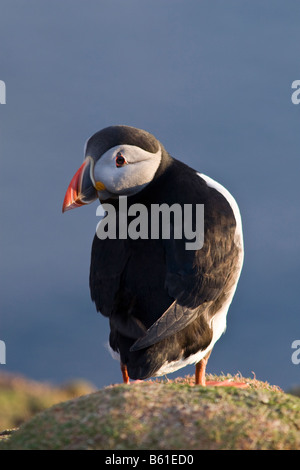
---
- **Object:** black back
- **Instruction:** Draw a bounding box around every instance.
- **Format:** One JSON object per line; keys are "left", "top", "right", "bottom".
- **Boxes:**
{"left": 89, "top": 154, "right": 240, "bottom": 380}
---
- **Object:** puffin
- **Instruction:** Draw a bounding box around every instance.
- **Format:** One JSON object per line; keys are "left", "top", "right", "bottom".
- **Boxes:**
{"left": 62, "top": 125, "right": 244, "bottom": 386}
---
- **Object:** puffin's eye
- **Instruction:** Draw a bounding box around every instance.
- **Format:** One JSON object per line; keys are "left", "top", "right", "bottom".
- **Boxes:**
{"left": 115, "top": 152, "right": 126, "bottom": 167}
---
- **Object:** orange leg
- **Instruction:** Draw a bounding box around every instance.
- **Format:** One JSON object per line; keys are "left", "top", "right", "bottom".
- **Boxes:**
{"left": 120, "top": 362, "right": 130, "bottom": 384}
{"left": 195, "top": 351, "right": 248, "bottom": 388}
{"left": 195, "top": 351, "right": 211, "bottom": 386}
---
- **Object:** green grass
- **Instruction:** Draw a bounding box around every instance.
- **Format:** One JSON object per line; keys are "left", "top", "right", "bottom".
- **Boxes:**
{"left": 0, "top": 372, "right": 96, "bottom": 432}
{"left": 1, "top": 373, "right": 299, "bottom": 450}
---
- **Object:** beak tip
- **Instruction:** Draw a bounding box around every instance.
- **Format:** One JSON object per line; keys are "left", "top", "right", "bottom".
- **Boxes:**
{"left": 62, "top": 196, "right": 72, "bottom": 213}
{"left": 62, "top": 198, "right": 86, "bottom": 213}
{"left": 62, "top": 157, "right": 98, "bottom": 213}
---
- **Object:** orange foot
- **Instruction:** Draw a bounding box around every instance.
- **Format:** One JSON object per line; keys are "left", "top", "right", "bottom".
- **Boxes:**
{"left": 205, "top": 379, "right": 249, "bottom": 388}
{"left": 120, "top": 363, "right": 145, "bottom": 384}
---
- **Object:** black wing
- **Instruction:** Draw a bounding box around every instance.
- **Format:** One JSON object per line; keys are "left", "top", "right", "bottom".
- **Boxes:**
{"left": 89, "top": 234, "right": 130, "bottom": 318}
{"left": 130, "top": 190, "right": 238, "bottom": 351}
{"left": 90, "top": 234, "right": 150, "bottom": 340}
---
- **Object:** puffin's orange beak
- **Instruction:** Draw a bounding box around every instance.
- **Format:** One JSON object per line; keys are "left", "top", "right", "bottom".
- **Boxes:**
{"left": 62, "top": 157, "right": 98, "bottom": 212}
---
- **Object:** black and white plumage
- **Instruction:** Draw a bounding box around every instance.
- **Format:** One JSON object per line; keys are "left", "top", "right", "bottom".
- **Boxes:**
{"left": 62, "top": 125, "right": 244, "bottom": 385}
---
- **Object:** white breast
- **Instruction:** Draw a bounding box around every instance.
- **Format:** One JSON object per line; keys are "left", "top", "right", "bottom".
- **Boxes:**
{"left": 199, "top": 173, "right": 244, "bottom": 252}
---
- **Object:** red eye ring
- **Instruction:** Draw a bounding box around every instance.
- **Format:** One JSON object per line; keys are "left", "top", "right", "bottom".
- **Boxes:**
{"left": 115, "top": 152, "right": 126, "bottom": 167}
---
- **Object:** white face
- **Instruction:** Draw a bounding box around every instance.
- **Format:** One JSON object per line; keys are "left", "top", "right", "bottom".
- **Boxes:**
{"left": 91, "top": 144, "right": 162, "bottom": 200}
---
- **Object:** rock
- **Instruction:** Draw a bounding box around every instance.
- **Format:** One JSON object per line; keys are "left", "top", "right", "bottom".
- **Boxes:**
{"left": 1, "top": 375, "right": 299, "bottom": 450}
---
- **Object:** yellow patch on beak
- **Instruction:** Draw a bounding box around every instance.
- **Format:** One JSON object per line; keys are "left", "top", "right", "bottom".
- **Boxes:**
{"left": 94, "top": 181, "right": 106, "bottom": 191}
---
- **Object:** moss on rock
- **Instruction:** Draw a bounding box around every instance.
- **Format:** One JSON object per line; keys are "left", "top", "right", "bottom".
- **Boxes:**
{"left": 1, "top": 375, "right": 299, "bottom": 450}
